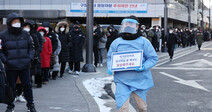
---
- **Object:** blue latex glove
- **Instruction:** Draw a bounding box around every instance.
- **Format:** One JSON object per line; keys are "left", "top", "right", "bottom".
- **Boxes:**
{"left": 107, "top": 69, "right": 112, "bottom": 75}
{"left": 135, "top": 66, "right": 145, "bottom": 72}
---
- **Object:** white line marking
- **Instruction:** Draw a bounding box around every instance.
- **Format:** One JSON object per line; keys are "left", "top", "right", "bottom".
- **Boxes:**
{"left": 203, "top": 53, "right": 210, "bottom": 56}
{"left": 156, "top": 49, "right": 196, "bottom": 67}
{"left": 171, "top": 59, "right": 212, "bottom": 66}
{"left": 153, "top": 67, "right": 212, "bottom": 70}
{"left": 156, "top": 42, "right": 212, "bottom": 67}
{"left": 159, "top": 72, "right": 210, "bottom": 92}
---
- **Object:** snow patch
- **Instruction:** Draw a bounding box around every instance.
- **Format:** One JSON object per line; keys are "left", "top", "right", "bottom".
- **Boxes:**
{"left": 83, "top": 76, "right": 113, "bottom": 112}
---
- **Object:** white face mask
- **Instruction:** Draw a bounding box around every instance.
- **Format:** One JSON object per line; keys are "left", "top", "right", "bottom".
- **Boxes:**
{"left": 39, "top": 31, "right": 45, "bottom": 37}
{"left": 45, "top": 27, "right": 49, "bottom": 33}
{"left": 93, "top": 27, "right": 97, "bottom": 31}
{"left": 169, "top": 30, "right": 173, "bottom": 34}
{"left": 12, "top": 22, "right": 21, "bottom": 28}
{"left": 23, "top": 28, "right": 30, "bottom": 32}
{"left": 60, "top": 28, "right": 65, "bottom": 32}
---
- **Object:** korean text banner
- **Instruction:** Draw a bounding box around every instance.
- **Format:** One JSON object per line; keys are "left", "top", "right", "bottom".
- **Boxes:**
{"left": 111, "top": 50, "right": 143, "bottom": 71}
{"left": 70, "top": 3, "right": 148, "bottom": 13}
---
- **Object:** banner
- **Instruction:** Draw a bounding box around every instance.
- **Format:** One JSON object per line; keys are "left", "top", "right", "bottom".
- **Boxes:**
{"left": 111, "top": 50, "right": 143, "bottom": 71}
{"left": 70, "top": 3, "right": 148, "bottom": 13}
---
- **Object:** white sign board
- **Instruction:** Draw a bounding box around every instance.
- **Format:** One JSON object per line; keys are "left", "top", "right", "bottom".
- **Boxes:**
{"left": 70, "top": 3, "right": 148, "bottom": 13}
{"left": 111, "top": 50, "right": 143, "bottom": 71}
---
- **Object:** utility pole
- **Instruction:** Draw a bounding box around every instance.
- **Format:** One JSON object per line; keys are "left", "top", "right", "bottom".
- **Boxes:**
{"left": 201, "top": 0, "right": 204, "bottom": 33}
{"left": 209, "top": 0, "right": 211, "bottom": 31}
{"left": 187, "top": 0, "right": 191, "bottom": 30}
{"left": 82, "top": 0, "right": 96, "bottom": 72}
{"left": 164, "top": 0, "right": 168, "bottom": 37}
{"left": 163, "top": 0, "right": 168, "bottom": 52}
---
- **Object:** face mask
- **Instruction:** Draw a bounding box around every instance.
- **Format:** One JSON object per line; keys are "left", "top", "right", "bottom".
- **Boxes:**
{"left": 45, "top": 27, "right": 49, "bottom": 33}
{"left": 74, "top": 26, "right": 79, "bottom": 29}
{"left": 93, "top": 27, "right": 97, "bottom": 31}
{"left": 156, "top": 28, "right": 159, "bottom": 30}
{"left": 12, "top": 22, "right": 21, "bottom": 28}
{"left": 109, "top": 29, "right": 112, "bottom": 32}
{"left": 60, "top": 28, "right": 65, "bottom": 32}
{"left": 39, "top": 31, "right": 45, "bottom": 37}
{"left": 23, "top": 28, "right": 30, "bottom": 32}
{"left": 169, "top": 30, "right": 173, "bottom": 34}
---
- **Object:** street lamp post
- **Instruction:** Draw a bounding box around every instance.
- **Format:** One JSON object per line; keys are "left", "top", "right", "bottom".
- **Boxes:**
{"left": 82, "top": 0, "right": 96, "bottom": 72}
{"left": 201, "top": 0, "right": 204, "bottom": 33}
{"left": 209, "top": 0, "right": 211, "bottom": 31}
{"left": 163, "top": 0, "right": 168, "bottom": 52}
{"left": 187, "top": 0, "right": 191, "bottom": 30}
{"left": 164, "top": 0, "right": 168, "bottom": 37}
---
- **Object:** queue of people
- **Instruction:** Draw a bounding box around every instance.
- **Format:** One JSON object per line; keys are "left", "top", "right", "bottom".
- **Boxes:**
{"left": 0, "top": 13, "right": 87, "bottom": 112}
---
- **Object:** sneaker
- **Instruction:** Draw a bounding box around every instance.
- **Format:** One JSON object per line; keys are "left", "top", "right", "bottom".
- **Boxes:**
{"left": 170, "top": 58, "right": 172, "bottom": 61}
{"left": 14, "top": 97, "right": 17, "bottom": 102}
{"left": 37, "top": 84, "right": 42, "bottom": 88}
{"left": 60, "top": 74, "right": 64, "bottom": 78}
{"left": 68, "top": 70, "right": 73, "bottom": 74}
{"left": 5, "top": 107, "right": 14, "bottom": 112}
{"left": 97, "top": 63, "right": 100, "bottom": 67}
{"left": 16, "top": 95, "right": 26, "bottom": 102}
{"left": 100, "top": 63, "right": 103, "bottom": 67}
{"left": 43, "top": 81, "right": 48, "bottom": 84}
{"left": 66, "top": 67, "right": 70, "bottom": 71}
{"left": 75, "top": 71, "right": 80, "bottom": 75}
{"left": 27, "top": 105, "right": 37, "bottom": 112}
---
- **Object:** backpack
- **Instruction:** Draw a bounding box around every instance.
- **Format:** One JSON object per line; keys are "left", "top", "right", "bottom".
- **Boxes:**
{"left": 0, "top": 59, "right": 15, "bottom": 104}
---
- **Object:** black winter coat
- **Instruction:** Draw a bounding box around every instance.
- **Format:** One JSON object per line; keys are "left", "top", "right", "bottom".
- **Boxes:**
{"left": 0, "top": 30, "right": 34, "bottom": 70}
{"left": 58, "top": 33, "right": 72, "bottom": 62}
{"left": 42, "top": 22, "right": 58, "bottom": 52}
{"left": 165, "top": 33, "right": 180, "bottom": 47}
{"left": 93, "top": 28, "right": 102, "bottom": 48}
{"left": 47, "top": 32, "right": 58, "bottom": 52}
{"left": 30, "top": 31, "right": 42, "bottom": 74}
{"left": 182, "top": 32, "right": 190, "bottom": 45}
{"left": 69, "top": 30, "right": 85, "bottom": 62}
{"left": 106, "top": 31, "right": 118, "bottom": 51}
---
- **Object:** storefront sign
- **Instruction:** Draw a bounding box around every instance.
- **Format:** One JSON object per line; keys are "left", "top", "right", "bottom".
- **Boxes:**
{"left": 70, "top": 3, "right": 148, "bottom": 13}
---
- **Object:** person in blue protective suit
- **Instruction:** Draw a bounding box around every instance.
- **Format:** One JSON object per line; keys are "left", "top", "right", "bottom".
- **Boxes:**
{"left": 107, "top": 16, "right": 158, "bottom": 112}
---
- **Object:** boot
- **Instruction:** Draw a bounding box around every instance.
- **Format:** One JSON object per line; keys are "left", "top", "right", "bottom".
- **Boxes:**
{"left": 27, "top": 104, "right": 37, "bottom": 112}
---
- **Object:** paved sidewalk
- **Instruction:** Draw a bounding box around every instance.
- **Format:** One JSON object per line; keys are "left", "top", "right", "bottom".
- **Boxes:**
{"left": 0, "top": 71, "right": 100, "bottom": 112}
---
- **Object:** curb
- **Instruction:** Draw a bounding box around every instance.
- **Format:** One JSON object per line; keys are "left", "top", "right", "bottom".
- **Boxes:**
{"left": 74, "top": 71, "right": 105, "bottom": 112}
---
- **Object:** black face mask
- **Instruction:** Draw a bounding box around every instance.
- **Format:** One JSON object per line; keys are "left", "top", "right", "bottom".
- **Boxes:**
{"left": 8, "top": 26, "right": 22, "bottom": 35}
{"left": 74, "top": 26, "right": 79, "bottom": 29}
{"left": 121, "top": 30, "right": 141, "bottom": 40}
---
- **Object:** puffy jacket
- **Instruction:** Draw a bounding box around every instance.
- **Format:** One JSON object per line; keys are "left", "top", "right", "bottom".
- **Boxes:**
{"left": 37, "top": 27, "right": 52, "bottom": 68}
{"left": 42, "top": 22, "right": 58, "bottom": 52}
{"left": 55, "top": 21, "right": 72, "bottom": 62}
{"left": 98, "top": 34, "right": 107, "bottom": 49}
{"left": 0, "top": 13, "right": 34, "bottom": 70}
{"left": 93, "top": 28, "right": 102, "bottom": 48}
{"left": 69, "top": 29, "right": 85, "bottom": 62}
{"left": 106, "top": 30, "right": 118, "bottom": 51}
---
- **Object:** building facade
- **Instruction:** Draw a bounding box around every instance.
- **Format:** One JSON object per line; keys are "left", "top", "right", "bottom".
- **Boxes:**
{"left": 0, "top": 0, "right": 209, "bottom": 29}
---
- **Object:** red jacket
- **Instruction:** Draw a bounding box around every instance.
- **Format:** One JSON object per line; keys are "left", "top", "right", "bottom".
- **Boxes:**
{"left": 37, "top": 27, "right": 52, "bottom": 68}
